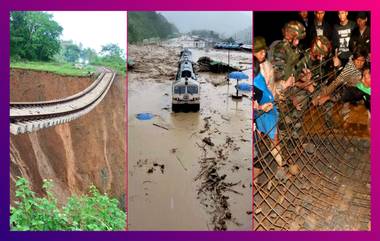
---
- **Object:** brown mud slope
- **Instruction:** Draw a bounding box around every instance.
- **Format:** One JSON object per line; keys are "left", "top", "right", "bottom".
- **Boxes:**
{"left": 10, "top": 69, "right": 126, "bottom": 209}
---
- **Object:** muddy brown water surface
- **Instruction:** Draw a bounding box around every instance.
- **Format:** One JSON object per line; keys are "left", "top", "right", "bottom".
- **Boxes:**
{"left": 128, "top": 44, "right": 252, "bottom": 230}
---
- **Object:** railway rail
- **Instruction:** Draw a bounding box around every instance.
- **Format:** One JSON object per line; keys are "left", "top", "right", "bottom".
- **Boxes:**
{"left": 10, "top": 69, "right": 116, "bottom": 135}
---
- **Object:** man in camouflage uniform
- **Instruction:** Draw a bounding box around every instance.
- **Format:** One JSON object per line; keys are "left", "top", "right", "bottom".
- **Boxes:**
{"left": 269, "top": 21, "right": 306, "bottom": 101}
{"left": 295, "top": 35, "right": 332, "bottom": 78}
{"left": 263, "top": 21, "right": 306, "bottom": 167}
{"left": 292, "top": 35, "right": 333, "bottom": 110}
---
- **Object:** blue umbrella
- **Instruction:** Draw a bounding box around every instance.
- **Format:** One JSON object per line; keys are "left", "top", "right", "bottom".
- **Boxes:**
{"left": 229, "top": 71, "right": 249, "bottom": 98}
{"left": 229, "top": 71, "right": 249, "bottom": 80}
{"left": 236, "top": 82, "right": 252, "bottom": 92}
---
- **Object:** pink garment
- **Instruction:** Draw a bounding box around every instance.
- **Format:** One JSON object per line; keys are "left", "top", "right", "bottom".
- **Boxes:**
{"left": 260, "top": 60, "right": 274, "bottom": 87}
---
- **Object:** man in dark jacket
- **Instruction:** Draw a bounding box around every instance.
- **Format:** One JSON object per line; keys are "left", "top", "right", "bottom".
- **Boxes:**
{"left": 309, "top": 11, "right": 332, "bottom": 42}
{"left": 297, "top": 11, "right": 312, "bottom": 50}
{"left": 349, "top": 12, "right": 370, "bottom": 56}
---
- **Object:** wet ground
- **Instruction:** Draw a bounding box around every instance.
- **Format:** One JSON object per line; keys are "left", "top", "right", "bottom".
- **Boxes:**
{"left": 127, "top": 43, "right": 252, "bottom": 230}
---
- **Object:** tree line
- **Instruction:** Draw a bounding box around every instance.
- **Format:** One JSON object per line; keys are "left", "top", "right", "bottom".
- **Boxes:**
{"left": 128, "top": 12, "right": 178, "bottom": 43}
{"left": 10, "top": 12, "right": 63, "bottom": 61}
{"left": 10, "top": 11, "right": 125, "bottom": 73}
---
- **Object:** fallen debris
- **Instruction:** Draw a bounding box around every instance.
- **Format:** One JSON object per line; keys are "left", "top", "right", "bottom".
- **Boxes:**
{"left": 202, "top": 137, "right": 214, "bottom": 146}
{"left": 153, "top": 123, "right": 169, "bottom": 130}
{"left": 289, "top": 164, "right": 301, "bottom": 176}
{"left": 303, "top": 143, "right": 316, "bottom": 154}
{"left": 153, "top": 162, "right": 165, "bottom": 174}
{"left": 175, "top": 155, "right": 188, "bottom": 171}
{"left": 221, "top": 115, "right": 231, "bottom": 122}
{"left": 197, "top": 56, "right": 239, "bottom": 73}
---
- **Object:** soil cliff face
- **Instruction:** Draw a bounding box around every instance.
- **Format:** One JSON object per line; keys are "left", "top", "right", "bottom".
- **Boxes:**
{"left": 10, "top": 69, "right": 126, "bottom": 209}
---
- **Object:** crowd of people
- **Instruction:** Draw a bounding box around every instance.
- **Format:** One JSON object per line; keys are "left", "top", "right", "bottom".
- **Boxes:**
{"left": 253, "top": 11, "right": 371, "bottom": 180}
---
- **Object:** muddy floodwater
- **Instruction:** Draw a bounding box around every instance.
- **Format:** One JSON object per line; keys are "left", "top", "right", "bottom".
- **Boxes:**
{"left": 128, "top": 43, "right": 252, "bottom": 230}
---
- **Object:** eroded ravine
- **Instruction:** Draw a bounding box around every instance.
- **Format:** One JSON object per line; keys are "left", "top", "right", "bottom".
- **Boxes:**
{"left": 10, "top": 69, "right": 126, "bottom": 210}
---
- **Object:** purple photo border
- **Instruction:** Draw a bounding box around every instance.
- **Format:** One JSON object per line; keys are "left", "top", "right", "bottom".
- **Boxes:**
{"left": 1, "top": 1, "right": 379, "bottom": 240}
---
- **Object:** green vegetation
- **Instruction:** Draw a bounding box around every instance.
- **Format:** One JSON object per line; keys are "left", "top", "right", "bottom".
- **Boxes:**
{"left": 11, "top": 178, "right": 126, "bottom": 231}
{"left": 92, "top": 58, "right": 125, "bottom": 76}
{"left": 128, "top": 12, "right": 178, "bottom": 43}
{"left": 93, "top": 43, "right": 126, "bottom": 75}
{"left": 11, "top": 61, "right": 95, "bottom": 77}
{"left": 10, "top": 11, "right": 126, "bottom": 76}
{"left": 10, "top": 12, "right": 63, "bottom": 61}
{"left": 62, "top": 41, "right": 82, "bottom": 63}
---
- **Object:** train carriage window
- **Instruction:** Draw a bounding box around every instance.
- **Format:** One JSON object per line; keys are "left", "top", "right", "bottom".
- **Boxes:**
{"left": 187, "top": 85, "right": 198, "bottom": 94}
{"left": 174, "top": 86, "right": 186, "bottom": 94}
{"left": 181, "top": 70, "right": 192, "bottom": 78}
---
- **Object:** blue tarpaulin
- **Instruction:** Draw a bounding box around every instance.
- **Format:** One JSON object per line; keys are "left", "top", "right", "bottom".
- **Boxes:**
{"left": 136, "top": 113, "right": 154, "bottom": 120}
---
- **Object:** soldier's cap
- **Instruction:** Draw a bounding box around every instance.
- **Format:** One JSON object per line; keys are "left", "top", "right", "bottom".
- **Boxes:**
{"left": 254, "top": 36, "right": 267, "bottom": 53}
{"left": 356, "top": 12, "right": 367, "bottom": 20}
{"left": 310, "top": 35, "right": 332, "bottom": 57}
{"left": 284, "top": 21, "right": 306, "bottom": 40}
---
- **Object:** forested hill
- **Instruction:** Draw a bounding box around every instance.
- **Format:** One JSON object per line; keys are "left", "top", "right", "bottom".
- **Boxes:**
{"left": 128, "top": 12, "right": 178, "bottom": 43}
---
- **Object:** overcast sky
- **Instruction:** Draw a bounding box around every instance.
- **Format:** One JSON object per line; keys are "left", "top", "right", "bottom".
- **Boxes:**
{"left": 158, "top": 11, "right": 252, "bottom": 37}
{"left": 49, "top": 11, "right": 126, "bottom": 53}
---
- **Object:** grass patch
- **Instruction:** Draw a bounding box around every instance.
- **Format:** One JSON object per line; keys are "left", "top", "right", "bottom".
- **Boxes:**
{"left": 92, "top": 58, "right": 126, "bottom": 76}
{"left": 11, "top": 61, "right": 95, "bottom": 77}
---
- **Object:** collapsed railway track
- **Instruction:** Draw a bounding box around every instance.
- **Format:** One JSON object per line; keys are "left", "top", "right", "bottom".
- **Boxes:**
{"left": 10, "top": 69, "right": 116, "bottom": 135}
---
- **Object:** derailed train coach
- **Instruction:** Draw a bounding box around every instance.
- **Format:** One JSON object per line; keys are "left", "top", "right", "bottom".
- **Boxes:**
{"left": 172, "top": 48, "right": 200, "bottom": 112}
